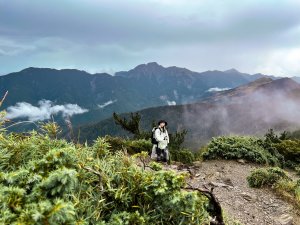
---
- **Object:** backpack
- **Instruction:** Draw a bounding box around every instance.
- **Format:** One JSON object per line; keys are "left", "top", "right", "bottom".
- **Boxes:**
{"left": 151, "top": 127, "right": 159, "bottom": 145}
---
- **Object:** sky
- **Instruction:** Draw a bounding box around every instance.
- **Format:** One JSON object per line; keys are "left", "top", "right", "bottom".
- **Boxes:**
{"left": 1, "top": 0, "right": 300, "bottom": 76}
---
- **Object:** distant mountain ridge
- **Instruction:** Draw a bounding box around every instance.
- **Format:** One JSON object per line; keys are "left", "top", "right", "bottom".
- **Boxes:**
{"left": 78, "top": 77, "right": 300, "bottom": 149}
{"left": 0, "top": 62, "right": 276, "bottom": 130}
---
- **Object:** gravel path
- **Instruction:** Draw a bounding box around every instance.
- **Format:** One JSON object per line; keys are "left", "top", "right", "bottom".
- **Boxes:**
{"left": 168, "top": 160, "right": 300, "bottom": 225}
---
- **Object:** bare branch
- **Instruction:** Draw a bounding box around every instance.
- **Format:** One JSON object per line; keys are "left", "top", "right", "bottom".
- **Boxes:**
{"left": 0, "top": 91, "right": 8, "bottom": 107}
{"left": 184, "top": 184, "right": 225, "bottom": 225}
{"left": 82, "top": 166, "right": 104, "bottom": 191}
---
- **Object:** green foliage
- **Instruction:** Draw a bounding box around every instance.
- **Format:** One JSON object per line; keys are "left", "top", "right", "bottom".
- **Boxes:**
{"left": 264, "top": 129, "right": 282, "bottom": 144}
{"left": 202, "top": 136, "right": 280, "bottom": 165}
{"left": 0, "top": 123, "right": 213, "bottom": 224}
{"left": 39, "top": 121, "right": 62, "bottom": 139}
{"left": 285, "top": 129, "right": 300, "bottom": 140}
{"left": 0, "top": 131, "right": 70, "bottom": 171}
{"left": 92, "top": 137, "right": 111, "bottom": 157}
{"left": 113, "top": 112, "right": 142, "bottom": 139}
{"left": 104, "top": 136, "right": 152, "bottom": 154}
{"left": 168, "top": 129, "right": 188, "bottom": 151}
{"left": 0, "top": 147, "right": 78, "bottom": 224}
{"left": 247, "top": 167, "right": 300, "bottom": 209}
{"left": 275, "top": 179, "right": 300, "bottom": 207}
{"left": 149, "top": 162, "right": 163, "bottom": 171}
{"left": 125, "top": 139, "right": 152, "bottom": 154}
{"left": 171, "top": 148, "right": 195, "bottom": 165}
{"left": 274, "top": 140, "right": 300, "bottom": 163}
{"left": 201, "top": 129, "right": 300, "bottom": 169}
{"left": 247, "top": 167, "right": 290, "bottom": 188}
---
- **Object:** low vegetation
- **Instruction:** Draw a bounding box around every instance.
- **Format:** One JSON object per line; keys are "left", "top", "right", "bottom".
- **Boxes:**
{"left": 0, "top": 122, "right": 215, "bottom": 224}
{"left": 202, "top": 129, "right": 300, "bottom": 210}
{"left": 202, "top": 136, "right": 280, "bottom": 165}
{"left": 247, "top": 167, "right": 300, "bottom": 209}
{"left": 247, "top": 167, "right": 290, "bottom": 188}
{"left": 202, "top": 129, "right": 300, "bottom": 169}
{"left": 104, "top": 136, "right": 152, "bottom": 155}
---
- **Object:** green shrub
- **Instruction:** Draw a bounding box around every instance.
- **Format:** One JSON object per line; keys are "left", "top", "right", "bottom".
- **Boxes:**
{"left": 124, "top": 139, "right": 152, "bottom": 154}
{"left": 0, "top": 131, "right": 69, "bottom": 171}
{"left": 247, "top": 167, "right": 300, "bottom": 208}
{"left": 171, "top": 148, "right": 195, "bottom": 165}
{"left": 92, "top": 137, "right": 111, "bottom": 157}
{"left": 0, "top": 147, "right": 79, "bottom": 224}
{"left": 274, "top": 140, "right": 300, "bottom": 163}
{"left": 203, "top": 136, "right": 280, "bottom": 165}
{"left": 247, "top": 167, "right": 290, "bottom": 188}
{"left": 0, "top": 126, "right": 213, "bottom": 224}
{"left": 104, "top": 136, "right": 152, "bottom": 154}
{"left": 275, "top": 179, "right": 299, "bottom": 203}
{"left": 149, "top": 162, "right": 163, "bottom": 171}
{"left": 104, "top": 135, "right": 126, "bottom": 152}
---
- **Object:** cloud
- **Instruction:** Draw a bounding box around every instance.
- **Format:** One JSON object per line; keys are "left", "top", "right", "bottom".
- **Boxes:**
{"left": 167, "top": 100, "right": 176, "bottom": 106}
{"left": 1, "top": 0, "right": 300, "bottom": 75}
{"left": 6, "top": 100, "right": 88, "bottom": 121}
{"left": 97, "top": 100, "right": 117, "bottom": 109}
{"left": 207, "top": 87, "right": 231, "bottom": 92}
{"left": 255, "top": 47, "right": 300, "bottom": 76}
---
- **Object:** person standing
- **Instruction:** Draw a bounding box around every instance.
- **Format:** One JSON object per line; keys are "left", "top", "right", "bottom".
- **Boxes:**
{"left": 152, "top": 120, "right": 169, "bottom": 162}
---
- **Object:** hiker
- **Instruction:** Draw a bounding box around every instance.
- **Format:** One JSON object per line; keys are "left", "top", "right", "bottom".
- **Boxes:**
{"left": 151, "top": 120, "right": 169, "bottom": 162}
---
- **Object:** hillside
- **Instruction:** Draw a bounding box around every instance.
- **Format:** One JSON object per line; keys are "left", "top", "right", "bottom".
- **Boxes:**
{"left": 1, "top": 63, "right": 272, "bottom": 130}
{"left": 78, "top": 78, "right": 300, "bottom": 148}
{"left": 176, "top": 160, "right": 300, "bottom": 225}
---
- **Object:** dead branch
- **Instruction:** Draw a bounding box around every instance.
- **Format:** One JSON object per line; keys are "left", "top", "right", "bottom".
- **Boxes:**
{"left": 184, "top": 184, "right": 225, "bottom": 225}
{"left": 0, "top": 91, "right": 8, "bottom": 107}
{"left": 82, "top": 166, "right": 104, "bottom": 191}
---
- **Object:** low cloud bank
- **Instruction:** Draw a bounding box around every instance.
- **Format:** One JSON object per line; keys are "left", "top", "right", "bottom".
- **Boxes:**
{"left": 6, "top": 100, "right": 88, "bottom": 121}
{"left": 182, "top": 89, "right": 300, "bottom": 145}
{"left": 97, "top": 100, "right": 117, "bottom": 109}
{"left": 207, "top": 87, "right": 230, "bottom": 92}
{"left": 167, "top": 100, "right": 176, "bottom": 106}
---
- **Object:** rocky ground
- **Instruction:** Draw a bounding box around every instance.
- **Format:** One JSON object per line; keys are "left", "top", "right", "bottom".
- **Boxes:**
{"left": 167, "top": 160, "right": 300, "bottom": 225}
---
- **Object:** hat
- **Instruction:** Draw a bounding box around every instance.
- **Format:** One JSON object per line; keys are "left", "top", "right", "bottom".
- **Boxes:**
{"left": 158, "top": 120, "right": 168, "bottom": 126}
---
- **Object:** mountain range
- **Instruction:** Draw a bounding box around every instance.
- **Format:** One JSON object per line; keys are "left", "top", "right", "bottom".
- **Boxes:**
{"left": 0, "top": 62, "right": 277, "bottom": 129}
{"left": 78, "top": 77, "right": 300, "bottom": 149}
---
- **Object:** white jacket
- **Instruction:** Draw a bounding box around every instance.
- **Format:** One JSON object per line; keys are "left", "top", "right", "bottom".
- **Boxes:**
{"left": 154, "top": 127, "right": 169, "bottom": 149}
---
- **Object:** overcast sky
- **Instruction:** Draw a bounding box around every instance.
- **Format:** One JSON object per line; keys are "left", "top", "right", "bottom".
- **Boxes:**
{"left": 1, "top": 0, "right": 300, "bottom": 76}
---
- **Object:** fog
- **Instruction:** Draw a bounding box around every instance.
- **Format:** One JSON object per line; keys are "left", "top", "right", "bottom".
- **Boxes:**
{"left": 182, "top": 87, "right": 300, "bottom": 146}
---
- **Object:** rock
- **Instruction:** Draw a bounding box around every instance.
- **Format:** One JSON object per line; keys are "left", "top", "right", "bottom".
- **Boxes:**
{"left": 237, "top": 159, "right": 246, "bottom": 164}
{"left": 222, "top": 177, "right": 234, "bottom": 187}
{"left": 170, "top": 165, "right": 178, "bottom": 170}
{"left": 192, "top": 161, "right": 202, "bottom": 167}
{"left": 208, "top": 181, "right": 230, "bottom": 188}
{"left": 241, "top": 192, "right": 256, "bottom": 201}
{"left": 275, "top": 214, "right": 293, "bottom": 225}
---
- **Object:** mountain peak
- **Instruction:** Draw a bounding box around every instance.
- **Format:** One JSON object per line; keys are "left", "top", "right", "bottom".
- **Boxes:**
{"left": 115, "top": 62, "right": 166, "bottom": 78}
{"left": 133, "top": 62, "right": 164, "bottom": 70}
{"left": 224, "top": 68, "right": 240, "bottom": 74}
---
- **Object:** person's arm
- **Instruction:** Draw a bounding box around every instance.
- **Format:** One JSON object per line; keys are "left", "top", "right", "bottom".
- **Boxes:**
{"left": 166, "top": 130, "right": 169, "bottom": 144}
{"left": 155, "top": 129, "right": 165, "bottom": 142}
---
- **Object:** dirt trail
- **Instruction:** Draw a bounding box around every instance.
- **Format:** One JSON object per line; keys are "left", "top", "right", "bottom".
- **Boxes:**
{"left": 168, "top": 160, "right": 300, "bottom": 225}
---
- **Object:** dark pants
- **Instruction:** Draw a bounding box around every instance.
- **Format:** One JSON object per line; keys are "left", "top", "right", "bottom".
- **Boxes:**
{"left": 156, "top": 147, "right": 167, "bottom": 162}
